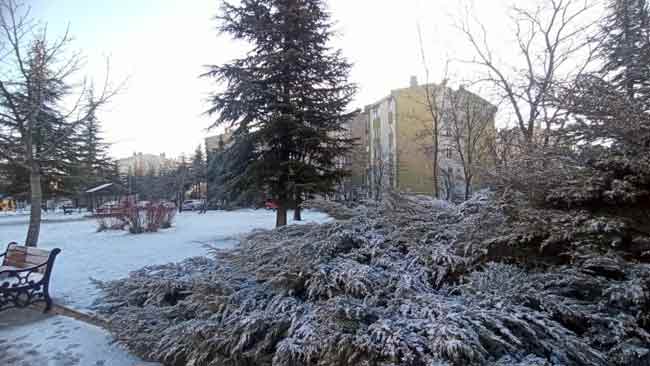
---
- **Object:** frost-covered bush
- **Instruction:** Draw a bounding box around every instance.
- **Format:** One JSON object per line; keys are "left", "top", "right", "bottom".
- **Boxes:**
{"left": 143, "top": 203, "right": 176, "bottom": 231}
{"left": 96, "top": 215, "right": 127, "bottom": 232}
{"left": 490, "top": 75, "right": 650, "bottom": 214}
{"left": 303, "top": 198, "right": 369, "bottom": 220}
{"left": 95, "top": 192, "right": 650, "bottom": 366}
{"left": 96, "top": 202, "right": 176, "bottom": 234}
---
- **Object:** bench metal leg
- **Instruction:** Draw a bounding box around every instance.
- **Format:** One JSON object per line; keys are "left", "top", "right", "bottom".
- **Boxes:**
{"left": 43, "top": 288, "right": 53, "bottom": 313}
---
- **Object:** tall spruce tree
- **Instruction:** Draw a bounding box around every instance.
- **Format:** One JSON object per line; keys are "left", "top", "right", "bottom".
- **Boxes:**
{"left": 64, "top": 104, "right": 115, "bottom": 195}
{"left": 208, "top": 134, "right": 262, "bottom": 208}
{"left": 190, "top": 145, "right": 206, "bottom": 198}
{"left": 79, "top": 107, "right": 114, "bottom": 185}
{"left": 601, "top": 0, "right": 650, "bottom": 104}
{"left": 204, "top": 0, "right": 357, "bottom": 227}
{"left": 206, "top": 137, "right": 227, "bottom": 207}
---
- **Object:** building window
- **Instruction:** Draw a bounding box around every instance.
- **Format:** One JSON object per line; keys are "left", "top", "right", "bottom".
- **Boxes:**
{"left": 445, "top": 147, "right": 453, "bottom": 159}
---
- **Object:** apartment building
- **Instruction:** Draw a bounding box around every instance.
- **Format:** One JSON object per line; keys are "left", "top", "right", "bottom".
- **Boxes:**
{"left": 205, "top": 129, "right": 233, "bottom": 154}
{"left": 349, "top": 77, "right": 496, "bottom": 199}
{"left": 117, "top": 152, "right": 178, "bottom": 177}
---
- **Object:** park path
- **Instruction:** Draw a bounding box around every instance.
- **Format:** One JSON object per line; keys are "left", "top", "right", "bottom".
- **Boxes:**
{"left": 0, "top": 308, "right": 158, "bottom": 366}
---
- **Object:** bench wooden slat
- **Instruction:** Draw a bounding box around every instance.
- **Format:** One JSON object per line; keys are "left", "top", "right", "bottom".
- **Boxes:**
{"left": 26, "top": 253, "right": 49, "bottom": 261}
{"left": 24, "top": 247, "right": 50, "bottom": 257}
{"left": 25, "top": 258, "right": 48, "bottom": 267}
{"left": 26, "top": 255, "right": 49, "bottom": 262}
{"left": 5, "top": 253, "right": 26, "bottom": 268}
{"left": 4, "top": 245, "right": 52, "bottom": 272}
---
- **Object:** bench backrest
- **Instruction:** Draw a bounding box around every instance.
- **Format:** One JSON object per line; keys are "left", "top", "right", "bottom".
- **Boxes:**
{"left": 3, "top": 244, "right": 52, "bottom": 273}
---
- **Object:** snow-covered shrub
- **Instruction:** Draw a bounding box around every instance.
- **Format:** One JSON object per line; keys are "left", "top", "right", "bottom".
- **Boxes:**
{"left": 122, "top": 203, "right": 145, "bottom": 234}
{"left": 159, "top": 205, "right": 176, "bottom": 229}
{"left": 99, "top": 202, "right": 176, "bottom": 234}
{"left": 143, "top": 203, "right": 176, "bottom": 231}
{"left": 96, "top": 215, "right": 127, "bottom": 232}
{"left": 302, "top": 198, "right": 367, "bottom": 220}
{"left": 94, "top": 192, "right": 650, "bottom": 366}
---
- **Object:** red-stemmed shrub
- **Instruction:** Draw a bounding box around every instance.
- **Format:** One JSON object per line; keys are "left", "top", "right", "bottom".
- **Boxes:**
{"left": 95, "top": 201, "right": 176, "bottom": 234}
{"left": 144, "top": 203, "right": 176, "bottom": 232}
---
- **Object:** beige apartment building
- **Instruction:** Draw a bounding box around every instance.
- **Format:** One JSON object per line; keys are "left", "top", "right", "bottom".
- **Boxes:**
{"left": 205, "top": 129, "right": 233, "bottom": 154}
{"left": 117, "top": 152, "right": 178, "bottom": 177}
{"left": 349, "top": 77, "right": 496, "bottom": 199}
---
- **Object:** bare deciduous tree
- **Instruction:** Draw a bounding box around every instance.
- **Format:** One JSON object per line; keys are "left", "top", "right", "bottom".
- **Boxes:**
{"left": 0, "top": 0, "right": 116, "bottom": 246}
{"left": 486, "top": 126, "right": 521, "bottom": 169}
{"left": 416, "top": 22, "right": 451, "bottom": 198}
{"left": 370, "top": 151, "right": 394, "bottom": 202}
{"left": 458, "top": 0, "right": 600, "bottom": 149}
{"left": 446, "top": 87, "right": 497, "bottom": 200}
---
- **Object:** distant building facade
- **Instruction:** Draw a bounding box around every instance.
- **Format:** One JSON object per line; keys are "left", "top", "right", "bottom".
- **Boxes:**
{"left": 117, "top": 152, "right": 177, "bottom": 177}
{"left": 348, "top": 78, "right": 496, "bottom": 199}
{"left": 205, "top": 129, "right": 233, "bottom": 155}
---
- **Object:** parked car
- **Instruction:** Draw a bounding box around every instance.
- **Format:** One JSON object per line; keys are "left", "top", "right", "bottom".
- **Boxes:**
{"left": 182, "top": 199, "right": 204, "bottom": 211}
{"left": 161, "top": 200, "right": 176, "bottom": 209}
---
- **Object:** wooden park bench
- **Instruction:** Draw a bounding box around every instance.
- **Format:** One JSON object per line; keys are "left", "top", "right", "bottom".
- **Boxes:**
{"left": 0, "top": 242, "right": 61, "bottom": 312}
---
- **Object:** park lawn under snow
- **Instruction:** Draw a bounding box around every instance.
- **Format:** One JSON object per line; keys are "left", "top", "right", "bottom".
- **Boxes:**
{"left": 0, "top": 209, "right": 330, "bottom": 311}
{"left": 0, "top": 310, "right": 149, "bottom": 366}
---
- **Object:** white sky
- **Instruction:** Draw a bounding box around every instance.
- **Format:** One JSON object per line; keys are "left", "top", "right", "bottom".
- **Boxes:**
{"left": 31, "top": 0, "right": 603, "bottom": 159}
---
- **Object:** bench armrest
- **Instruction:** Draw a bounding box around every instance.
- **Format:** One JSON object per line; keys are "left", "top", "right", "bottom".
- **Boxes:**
{"left": 0, "top": 261, "right": 48, "bottom": 275}
{"left": 0, "top": 262, "right": 48, "bottom": 287}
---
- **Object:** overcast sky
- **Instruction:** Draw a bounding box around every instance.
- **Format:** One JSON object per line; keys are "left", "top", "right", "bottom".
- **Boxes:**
{"left": 32, "top": 0, "right": 601, "bottom": 159}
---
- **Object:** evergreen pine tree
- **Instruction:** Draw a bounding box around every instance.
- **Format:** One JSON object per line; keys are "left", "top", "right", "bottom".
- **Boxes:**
{"left": 62, "top": 103, "right": 115, "bottom": 196}
{"left": 174, "top": 155, "right": 191, "bottom": 212}
{"left": 206, "top": 139, "right": 227, "bottom": 207}
{"left": 600, "top": 0, "right": 650, "bottom": 104}
{"left": 208, "top": 134, "right": 262, "bottom": 208}
{"left": 79, "top": 106, "right": 114, "bottom": 185}
{"left": 204, "top": 0, "right": 357, "bottom": 227}
{"left": 190, "top": 145, "right": 206, "bottom": 198}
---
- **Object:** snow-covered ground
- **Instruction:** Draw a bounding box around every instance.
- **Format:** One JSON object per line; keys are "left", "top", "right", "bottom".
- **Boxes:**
{"left": 0, "top": 210, "right": 87, "bottom": 225}
{"left": 0, "top": 209, "right": 330, "bottom": 311}
{"left": 0, "top": 309, "right": 150, "bottom": 366}
{"left": 0, "top": 209, "right": 330, "bottom": 365}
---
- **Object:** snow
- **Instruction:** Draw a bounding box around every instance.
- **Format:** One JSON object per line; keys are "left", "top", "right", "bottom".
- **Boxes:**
{"left": 0, "top": 209, "right": 330, "bottom": 311}
{"left": 0, "top": 208, "right": 330, "bottom": 366}
{"left": 0, "top": 209, "right": 86, "bottom": 225}
{"left": 0, "top": 309, "right": 150, "bottom": 366}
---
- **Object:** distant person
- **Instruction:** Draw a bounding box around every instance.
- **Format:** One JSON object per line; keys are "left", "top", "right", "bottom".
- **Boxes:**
{"left": 199, "top": 200, "right": 207, "bottom": 214}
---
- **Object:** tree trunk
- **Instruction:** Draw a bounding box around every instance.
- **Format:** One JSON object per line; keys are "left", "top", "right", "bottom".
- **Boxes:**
{"left": 432, "top": 146, "right": 439, "bottom": 199}
{"left": 25, "top": 168, "right": 42, "bottom": 247}
{"left": 276, "top": 205, "right": 288, "bottom": 227}
{"left": 464, "top": 179, "right": 472, "bottom": 201}
{"left": 293, "top": 206, "right": 302, "bottom": 221}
